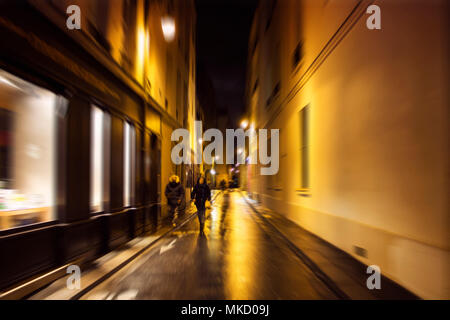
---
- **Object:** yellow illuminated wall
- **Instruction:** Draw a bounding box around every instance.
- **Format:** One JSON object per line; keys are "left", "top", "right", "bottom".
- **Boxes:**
{"left": 246, "top": 0, "right": 449, "bottom": 299}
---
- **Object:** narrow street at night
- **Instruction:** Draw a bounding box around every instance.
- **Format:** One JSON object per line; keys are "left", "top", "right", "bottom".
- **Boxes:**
{"left": 29, "top": 190, "right": 413, "bottom": 301}
{"left": 80, "top": 191, "right": 336, "bottom": 300}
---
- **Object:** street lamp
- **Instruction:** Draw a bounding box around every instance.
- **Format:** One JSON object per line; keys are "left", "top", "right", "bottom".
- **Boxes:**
{"left": 240, "top": 119, "right": 249, "bottom": 129}
{"left": 161, "top": 16, "right": 176, "bottom": 42}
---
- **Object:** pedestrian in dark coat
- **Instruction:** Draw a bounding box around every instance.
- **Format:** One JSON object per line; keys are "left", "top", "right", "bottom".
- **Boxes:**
{"left": 164, "top": 175, "right": 185, "bottom": 224}
{"left": 191, "top": 176, "right": 211, "bottom": 234}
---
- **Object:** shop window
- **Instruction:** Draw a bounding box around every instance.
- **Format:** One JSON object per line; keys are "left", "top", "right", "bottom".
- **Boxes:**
{"left": 90, "top": 105, "right": 110, "bottom": 213}
{"left": 124, "top": 121, "right": 135, "bottom": 207}
{"left": 0, "top": 69, "right": 63, "bottom": 230}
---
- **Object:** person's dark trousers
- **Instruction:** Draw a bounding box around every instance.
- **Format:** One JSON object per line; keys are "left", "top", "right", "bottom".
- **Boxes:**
{"left": 168, "top": 204, "right": 177, "bottom": 223}
{"left": 197, "top": 208, "right": 206, "bottom": 232}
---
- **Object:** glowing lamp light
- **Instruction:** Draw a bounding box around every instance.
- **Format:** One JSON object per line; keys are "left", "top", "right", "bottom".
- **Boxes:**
{"left": 237, "top": 148, "right": 243, "bottom": 154}
{"left": 240, "top": 119, "right": 249, "bottom": 129}
{"left": 210, "top": 169, "right": 216, "bottom": 175}
{"left": 161, "top": 16, "right": 176, "bottom": 42}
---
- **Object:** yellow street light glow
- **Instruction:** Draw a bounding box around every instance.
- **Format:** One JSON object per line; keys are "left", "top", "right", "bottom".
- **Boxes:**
{"left": 240, "top": 119, "right": 249, "bottom": 129}
{"left": 137, "top": 29, "right": 146, "bottom": 75}
{"left": 161, "top": 16, "right": 176, "bottom": 42}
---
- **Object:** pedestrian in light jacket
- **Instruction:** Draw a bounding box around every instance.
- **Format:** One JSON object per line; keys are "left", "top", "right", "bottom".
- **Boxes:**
{"left": 164, "top": 175, "right": 185, "bottom": 225}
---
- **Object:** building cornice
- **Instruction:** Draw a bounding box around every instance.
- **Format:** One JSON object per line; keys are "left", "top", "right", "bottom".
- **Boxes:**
{"left": 261, "top": 0, "right": 374, "bottom": 129}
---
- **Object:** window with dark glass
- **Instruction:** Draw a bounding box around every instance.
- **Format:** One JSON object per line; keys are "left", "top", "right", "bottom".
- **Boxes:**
{"left": 299, "top": 105, "right": 310, "bottom": 190}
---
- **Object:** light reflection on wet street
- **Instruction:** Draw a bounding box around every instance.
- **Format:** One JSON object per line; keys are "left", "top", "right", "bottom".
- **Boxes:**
{"left": 82, "top": 191, "right": 337, "bottom": 300}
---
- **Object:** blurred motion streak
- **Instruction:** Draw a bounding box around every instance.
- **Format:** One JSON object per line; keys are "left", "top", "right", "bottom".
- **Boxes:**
{"left": 0, "top": 0, "right": 448, "bottom": 301}
{"left": 225, "top": 195, "right": 256, "bottom": 299}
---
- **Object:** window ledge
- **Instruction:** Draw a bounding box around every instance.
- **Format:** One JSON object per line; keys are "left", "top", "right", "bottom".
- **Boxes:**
{"left": 296, "top": 188, "right": 311, "bottom": 197}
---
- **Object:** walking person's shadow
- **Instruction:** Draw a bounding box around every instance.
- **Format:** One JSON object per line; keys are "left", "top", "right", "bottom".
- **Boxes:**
{"left": 192, "top": 231, "right": 216, "bottom": 298}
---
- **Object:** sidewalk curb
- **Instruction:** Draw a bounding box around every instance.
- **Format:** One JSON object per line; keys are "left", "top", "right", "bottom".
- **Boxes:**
{"left": 71, "top": 212, "right": 197, "bottom": 300}
{"left": 71, "top": 190, "right": 223, "bottom": 300}
{"left": 240, "top": 192, "right": 350, "bottom": 300}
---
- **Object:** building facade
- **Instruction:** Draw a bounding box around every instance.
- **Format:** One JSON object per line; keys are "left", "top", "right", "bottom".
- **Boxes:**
{"left": 0, "top": 0, "right": 197, "bottom": 294}
{"left": 245, "top": 0, "right": 449, "bottom": 299}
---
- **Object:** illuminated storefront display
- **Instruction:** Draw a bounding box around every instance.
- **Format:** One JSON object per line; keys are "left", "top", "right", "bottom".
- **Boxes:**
{"left": 0, "top": 69, "right": 63, "bottom": 230}
{"left": 123, "top": 121, "right": 135, "bottom": 207}
{"left": 90, "top": 106, "right": 110, "bottom": 213}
